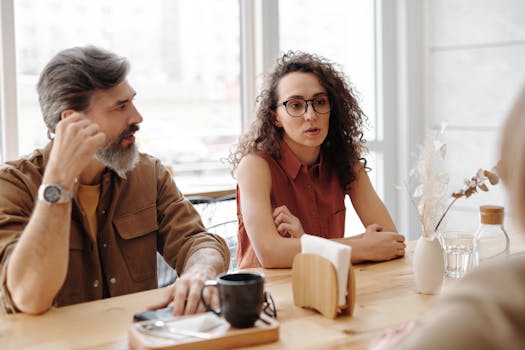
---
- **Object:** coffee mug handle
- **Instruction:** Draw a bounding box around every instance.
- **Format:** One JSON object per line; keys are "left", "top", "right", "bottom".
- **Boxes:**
{"left": 200, "top": 280, "right": 220, "bottom": 316}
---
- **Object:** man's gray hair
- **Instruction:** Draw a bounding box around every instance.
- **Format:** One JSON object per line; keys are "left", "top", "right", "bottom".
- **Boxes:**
{"left": 36, "top": 46, "right": 130, "bottom": 137}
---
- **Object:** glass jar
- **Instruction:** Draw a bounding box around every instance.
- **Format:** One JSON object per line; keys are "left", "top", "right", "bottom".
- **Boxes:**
{"left": 473, "top": 205, "right": 510, "bottom": 267}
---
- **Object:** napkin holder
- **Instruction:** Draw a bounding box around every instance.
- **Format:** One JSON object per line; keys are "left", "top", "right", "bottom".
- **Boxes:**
{"left": 291, "top": 253, "right": 355, "bottom": 319}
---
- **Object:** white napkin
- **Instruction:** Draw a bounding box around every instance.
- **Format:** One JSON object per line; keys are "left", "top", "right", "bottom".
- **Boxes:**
{"left": 300, "top": 234, "right": 352, "bottom": 306}
{"left": 164, "top": 312, "right": 227, "bottom": 332}
{"left": 139, "top": 312, "right": 229, "bottom": 340}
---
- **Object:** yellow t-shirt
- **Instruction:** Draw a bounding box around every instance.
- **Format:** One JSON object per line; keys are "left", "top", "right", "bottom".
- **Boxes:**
{"left": 77, "top": 183, "right": 101, "bottom": 242}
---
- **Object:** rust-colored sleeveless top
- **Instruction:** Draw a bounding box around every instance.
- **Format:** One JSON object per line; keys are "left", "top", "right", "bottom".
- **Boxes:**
{"left": 236, "top": 141, "right": 346, "bottom": 268}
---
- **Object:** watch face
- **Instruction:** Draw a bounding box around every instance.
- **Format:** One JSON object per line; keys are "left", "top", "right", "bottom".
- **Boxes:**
{"left": 43, "top": 185, "right": 61, "bottom": 203}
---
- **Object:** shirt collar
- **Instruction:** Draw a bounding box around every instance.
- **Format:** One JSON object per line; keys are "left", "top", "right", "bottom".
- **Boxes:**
{"left": 277, "top": 140, "right": 324, "bottom": 180}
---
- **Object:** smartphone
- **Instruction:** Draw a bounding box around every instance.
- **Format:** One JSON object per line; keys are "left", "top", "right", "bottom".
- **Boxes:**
{"left": 133, "top": 306, "right": 174, "bottom": 322}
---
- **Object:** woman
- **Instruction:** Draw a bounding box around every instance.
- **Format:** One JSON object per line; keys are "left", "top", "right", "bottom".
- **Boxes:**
{"left": 228, "top": 51, "right": 405, "bottom": 269}
{"left": 370, "top": 88, "right": 525, "bottom": 350}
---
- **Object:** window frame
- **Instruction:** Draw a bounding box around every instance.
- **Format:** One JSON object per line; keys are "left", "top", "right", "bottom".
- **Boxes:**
{"left": 0, "top": 0, "right": 19, "bottom": 161}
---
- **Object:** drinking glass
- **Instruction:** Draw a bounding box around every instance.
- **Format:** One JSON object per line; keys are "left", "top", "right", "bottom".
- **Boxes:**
{"left": 439, "top": 231, "right": 474, "bottom": 278}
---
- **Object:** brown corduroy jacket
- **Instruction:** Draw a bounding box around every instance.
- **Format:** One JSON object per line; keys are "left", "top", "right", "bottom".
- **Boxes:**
{"left": 0, "top": 142, "right": 230, "bottom": 313}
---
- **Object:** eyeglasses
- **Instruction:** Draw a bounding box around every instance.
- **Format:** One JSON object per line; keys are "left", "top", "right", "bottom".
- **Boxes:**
{"left": 273, "top": 94, "right": 331, "bottom": 118}
{"left": 262, "top": 291, "right": 277, "bottom": 318}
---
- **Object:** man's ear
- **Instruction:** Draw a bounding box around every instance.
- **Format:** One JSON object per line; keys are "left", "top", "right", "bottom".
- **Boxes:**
{"left": 60, "top": 109, "right": 76, "bottom": 120}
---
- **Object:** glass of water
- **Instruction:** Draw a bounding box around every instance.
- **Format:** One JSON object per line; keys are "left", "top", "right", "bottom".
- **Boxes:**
{"left": 439, "top": 231, "right": 474, "bottom": 278}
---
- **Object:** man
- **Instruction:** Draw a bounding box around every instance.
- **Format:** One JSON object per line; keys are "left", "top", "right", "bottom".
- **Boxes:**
{"left": 0, "top": 46, "right": 230, "bottom": 315}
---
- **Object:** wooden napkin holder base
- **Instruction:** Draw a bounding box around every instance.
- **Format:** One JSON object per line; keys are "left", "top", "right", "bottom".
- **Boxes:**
{"left": 291, "top": 253, "right": 355, "bottom": 319}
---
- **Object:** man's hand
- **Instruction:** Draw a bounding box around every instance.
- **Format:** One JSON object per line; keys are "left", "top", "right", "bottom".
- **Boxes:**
{"left": 360, "top": 224, "right": 406, "bottom": 261}
{"left": 148, "top": 248, "right": 226, "bottom": 316}
{"left": 44, "top": 112, "right": 106, "bottom": 188}
{"left": 175, "top": 265, "right": 220, "bottom": 316}
{"left": 273, "top": 205, "right": 305, "bottom": 238}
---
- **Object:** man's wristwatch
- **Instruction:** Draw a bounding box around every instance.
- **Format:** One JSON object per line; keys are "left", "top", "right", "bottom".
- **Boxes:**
{"left": 38, "top": 184, "right": 73, "bottom": 204}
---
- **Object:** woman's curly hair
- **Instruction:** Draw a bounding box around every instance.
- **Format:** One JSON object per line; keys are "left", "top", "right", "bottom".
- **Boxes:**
{"left": 227, "top": 51, "right": 368, "bottom": 187}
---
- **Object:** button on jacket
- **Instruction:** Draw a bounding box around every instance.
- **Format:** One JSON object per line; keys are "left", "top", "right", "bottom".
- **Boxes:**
{"left": 0, "top": 142, "right": 230, "bottom": 313}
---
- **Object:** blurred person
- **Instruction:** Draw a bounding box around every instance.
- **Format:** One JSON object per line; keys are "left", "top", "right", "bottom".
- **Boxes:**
{"left": 228, "top": 51, "right": 405, "bottom": 268}
{"left": 370, "top": 87, "right": 525, "bottom": 350}
{"left": 0, "top": 46, "right": 229, "bottom": 315}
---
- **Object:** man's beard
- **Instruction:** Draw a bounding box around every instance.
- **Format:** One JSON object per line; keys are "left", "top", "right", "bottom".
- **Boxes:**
{"left": 94, "top": 125, "right": 140, "bottom": 177}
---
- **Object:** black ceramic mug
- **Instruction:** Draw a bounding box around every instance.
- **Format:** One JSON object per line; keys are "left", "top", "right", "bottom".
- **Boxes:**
{"left": 200, "top": 272, "right": 264, "bottom": 328}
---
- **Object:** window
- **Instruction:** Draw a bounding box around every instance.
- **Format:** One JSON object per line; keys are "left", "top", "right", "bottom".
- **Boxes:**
{"left": 3, "top": 0, "right": 383, "bottom": 234}
{"left": 14, "top": 0, "right": 240, "bottom": 194}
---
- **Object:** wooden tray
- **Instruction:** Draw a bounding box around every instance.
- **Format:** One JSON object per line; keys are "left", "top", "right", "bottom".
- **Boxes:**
{"left": 128, "top": 313, "right": 279, "bottom": 350}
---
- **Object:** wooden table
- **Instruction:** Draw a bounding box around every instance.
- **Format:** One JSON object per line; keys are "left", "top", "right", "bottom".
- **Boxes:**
{"left": 2, "top": 232, "right": 524, "bottom": 350}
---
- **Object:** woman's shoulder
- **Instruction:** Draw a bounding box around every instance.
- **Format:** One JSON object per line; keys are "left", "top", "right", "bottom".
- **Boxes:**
{"left": 237, "top": 153, "right": 271, "bottom": 177}
{"left": 236, "top": 153, "right": 273, "bottom": 191}
{"left": 239, "top": 152, "right": 268, "bottom": 165}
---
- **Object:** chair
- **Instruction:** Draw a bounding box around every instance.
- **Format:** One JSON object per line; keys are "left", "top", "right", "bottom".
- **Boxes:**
{"left": 206, "top": 219, "right": 238, "bottom": 271}
{"left": 188, "top": 193, "right": 238, "bottom": 272}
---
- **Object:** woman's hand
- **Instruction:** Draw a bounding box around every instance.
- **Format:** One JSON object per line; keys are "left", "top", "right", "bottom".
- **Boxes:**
{"left": 272, "top": 205, "right": 305, "bottom": 238}
{"left": 360, "top": 224, "right": 406, "bottom": 261}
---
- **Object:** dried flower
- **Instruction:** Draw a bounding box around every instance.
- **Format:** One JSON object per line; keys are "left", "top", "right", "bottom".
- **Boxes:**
{"left": 434, "top": 168, "right": 499, "bottom": 232}
{"left": 406, "top": 128, "right": 449, "bottom": 238}
{"left": 406, "top": 128, "right": 500, "bottom": 237}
